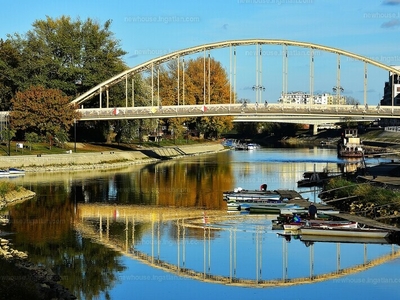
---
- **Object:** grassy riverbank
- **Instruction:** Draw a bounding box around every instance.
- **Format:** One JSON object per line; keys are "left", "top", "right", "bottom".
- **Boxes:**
{"left": 321, "top": 177, "right": 400, "bottom": 220}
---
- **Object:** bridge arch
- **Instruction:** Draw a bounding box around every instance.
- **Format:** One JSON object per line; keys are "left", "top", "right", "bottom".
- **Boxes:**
{"left": 72, "top": 38, "right": 400, "bottom": 106}
{"left": 76, "top": 205, "right": 400, "bottom": 288}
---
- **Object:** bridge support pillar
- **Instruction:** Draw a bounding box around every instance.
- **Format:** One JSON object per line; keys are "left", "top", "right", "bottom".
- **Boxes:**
{"left": 309, "top": 124, "right": 318, "bottom": 136}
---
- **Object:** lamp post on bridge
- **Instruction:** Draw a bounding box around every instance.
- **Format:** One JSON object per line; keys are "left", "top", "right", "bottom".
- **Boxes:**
{"left": 252, "top": 85, "right": 265, "bottom": 106}
{"left": 332, "top": 86, "right": 344, "bottom": 105}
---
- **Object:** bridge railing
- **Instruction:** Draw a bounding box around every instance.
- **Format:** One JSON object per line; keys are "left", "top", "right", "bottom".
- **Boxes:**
{"left": 77, "top": 103, "right": 400, "bottom": 120}
{"left": 0, "top": 103, "right": 398, "bottom": 122}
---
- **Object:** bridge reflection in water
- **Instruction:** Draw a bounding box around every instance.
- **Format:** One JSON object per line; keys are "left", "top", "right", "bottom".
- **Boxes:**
{"left": 75, "top": 204, "right": 400, "bottom": 287}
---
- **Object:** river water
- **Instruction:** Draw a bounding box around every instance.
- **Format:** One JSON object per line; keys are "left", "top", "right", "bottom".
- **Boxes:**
{"left": 3, "top": 146, "right": 400, "bottom": 300}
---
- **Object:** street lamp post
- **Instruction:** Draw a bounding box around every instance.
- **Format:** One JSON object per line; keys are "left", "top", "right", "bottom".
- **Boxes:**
{"left": 332, "top": 86, "right": 344, "bottom": 104}
{"left": 157, "top": 121, "right": 160, "bottom": 147}
{"left": 252, "top": 85, "right": 265, "bottom": 105}
{"left": 74, "top": 119, "right": 77, "bottom": 153}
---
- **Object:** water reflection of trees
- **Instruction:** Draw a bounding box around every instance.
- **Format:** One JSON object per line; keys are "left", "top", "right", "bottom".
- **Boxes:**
{"left": 78, "top": 153, "right": 234, "bottom": 209}
{"left": 7, "top": 185, "right": 126, "bottom": 300}
{"left": 152, "top": 154, "right": 233, "bottom": 209}
{"left": 5, "top": 153, "right": 234, "bottom": 298}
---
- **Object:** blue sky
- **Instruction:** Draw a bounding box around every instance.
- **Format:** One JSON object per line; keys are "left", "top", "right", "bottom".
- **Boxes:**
{"left": 1, "top": 0, "right": 400, "bottom": 104}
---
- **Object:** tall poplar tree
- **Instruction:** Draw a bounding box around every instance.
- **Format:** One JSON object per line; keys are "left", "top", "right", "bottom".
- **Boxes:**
{"left": 158, "top": 57, "right": 234, "bottom": 139}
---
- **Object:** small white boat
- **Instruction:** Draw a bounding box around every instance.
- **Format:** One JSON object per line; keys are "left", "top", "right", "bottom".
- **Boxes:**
{"left": 227, "top": 201, "right": 286, "bottom": 211}
{"left": 246, "top": 143, "right": 259, "bottom": 150}
{"left": 227, "top": 202, "right": 241, "bottom": 211}
{"left": 0, "top": 170, "right": 10, "bottom": 177}
{"left": 279, "top": 208, "right": 308, "bottom": 215}
{"left": 225, "top": 193, "right": 281, "bottom": 202}
{"left": 248, "top": 203, "right": 303, "bottom": 214}
{"left": 8, "top": 168, "right": 25, "bottom": 175}
{"left": 284, "top": 220, "right": 358, "bottom": 231}
{"left": 299, "top": 227, "right": 390, "bottom": 238}
{"left": 300, "top": 234, "right": 390, "bottom": 245}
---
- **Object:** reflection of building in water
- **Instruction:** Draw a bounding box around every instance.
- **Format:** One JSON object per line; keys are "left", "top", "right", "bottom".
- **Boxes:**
{"left": 234, "top": 149, "right": 342, "bottom": 190}
{"left": 341, "top": 160, "right": 364, "bottom": 173}
{"left": 108, "top": 176, "right": 118, "bottom": 201}
{"left": 76, "top": 204, "right": 400, "bottom": 287}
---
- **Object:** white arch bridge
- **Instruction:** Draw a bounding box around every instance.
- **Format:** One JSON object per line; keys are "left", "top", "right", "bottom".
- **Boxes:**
{"left": 68, "top": 38, "right": 400, "bottom": 126}
{"left": 2, "top": 39, "right": 400, "bottom": 126}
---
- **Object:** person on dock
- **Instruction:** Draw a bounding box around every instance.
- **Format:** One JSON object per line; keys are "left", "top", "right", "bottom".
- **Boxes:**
{"left": 260, "top": 183, "right": 268, "bottom": 191}
{"left": 308, "top": 203, "right": 317, "bottom": 220}
{"left": 292, "top": 213, "right": 301, "bottom": 223}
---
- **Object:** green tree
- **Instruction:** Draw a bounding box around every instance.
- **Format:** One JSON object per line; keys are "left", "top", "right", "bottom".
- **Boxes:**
{"left": 24, "top": 132, "right": 40, "bottom": 150}
{"left": 0, "top": 126, "right": 16, "bottom": 155}
{"left": 0, "top": 39, "right": 21, "bottom": 110}
{"left": 9, "top": 86, "right": 81, "bottom": 144}
{"left": 54, "top": 129, "right": 69, "bottom": 148}
{"left": 234, "top": 122, "right": 259, "bottom": 136}
{"left": 1, "top": 16, "right": 137, "bottom": 143}
{"left": 8, "top": 16, "right": 127, "bottom": 101}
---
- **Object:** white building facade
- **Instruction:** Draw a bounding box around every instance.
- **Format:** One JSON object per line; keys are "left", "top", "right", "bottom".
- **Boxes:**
{"left": 278, "top": 92, "right": 346, "bottom": 105}
{"left": 381, "top": 66, "right": 400, "bottom": 107}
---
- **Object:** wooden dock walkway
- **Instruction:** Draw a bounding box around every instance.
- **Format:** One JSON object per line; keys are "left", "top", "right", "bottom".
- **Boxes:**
{"left": 286, "top": 198, "right": 336, "bottom": 211}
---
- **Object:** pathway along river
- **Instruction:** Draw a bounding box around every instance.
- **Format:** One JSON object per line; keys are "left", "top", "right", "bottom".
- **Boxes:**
{"left": 3, "top": 146, "right": 400, "bottom": 300}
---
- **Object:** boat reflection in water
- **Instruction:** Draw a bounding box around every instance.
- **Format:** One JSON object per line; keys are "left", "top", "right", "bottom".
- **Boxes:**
{"left": 76, "top": 204, "right": 400, "bottom": 288}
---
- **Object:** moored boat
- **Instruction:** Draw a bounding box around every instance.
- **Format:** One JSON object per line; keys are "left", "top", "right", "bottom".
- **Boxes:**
{"left": 227, "top": 202, "right": 241, "bottom": 211}
{"left": 249, "top": 205, "right": 282, "bottom": 214}
{"left": 279, "top": 207, "right": 308, "bottom": 215}
{"left": 299, "top": 234, "right": 391, "bottom": 245}
{"left": 222, "top": 186, "right": 277, "bottom": 201}
{"left": 225, "top": 194, "right": 281, "bottom": 202}
{"left": 299, "top": 227, "right": 390, "bottom": 238}
{"left": 284, "top": 220, "right": 358, "bottom": 231}
{"left": 337, "top": 128, "right": 364, "bottom": 158}
{"left": 228, "top": 201, "right": 287, "bottom": 210}
{"left": 0, "top": 169, "right": 10, "bottom": 177}
{"left": 249, "top": 204, "right": 303, "bottom": 214}
{"left": 8, "top": 168, "right": 25, "bottom": 175}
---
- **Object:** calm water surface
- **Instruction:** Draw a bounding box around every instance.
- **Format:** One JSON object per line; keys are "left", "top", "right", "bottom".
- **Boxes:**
{"left": 3, "top": 146, "right": 400, "bottom": 300}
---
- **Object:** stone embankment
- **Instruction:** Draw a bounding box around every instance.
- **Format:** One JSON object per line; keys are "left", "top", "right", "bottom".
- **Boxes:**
{"left": 0, "top": 237, "right": 76, "bottom": 299}
{"left": 1, "top": 189, "right": 76, "bottom": 299}
{"left": 0, "top": 238, "right": 28, "bottom": 260}
{"left": 0, "top": 143, "right": 226, "bottom": 172}
{"left": 0, "top": 188, "right": 36, "bottom": 210}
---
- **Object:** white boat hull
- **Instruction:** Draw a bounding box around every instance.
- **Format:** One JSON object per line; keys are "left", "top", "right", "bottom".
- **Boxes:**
{"left": 284, "top": 221, "right": 358, "bottom": 231}
{"left": 299, "top": 227, "right": 389, "bottom": 238}
{"left": 9, "top": 168, "right": 25, "bottom": 175}
{"left": 300, "top": 235, "right": 390, "bottom": 245}
{"left": 226, "top": 194, "right": 281, "bottom": 202}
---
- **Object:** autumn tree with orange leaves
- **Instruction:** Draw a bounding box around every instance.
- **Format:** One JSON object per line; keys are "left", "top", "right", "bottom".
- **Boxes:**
{"left": 10, "top": 86, "right": 81, "bottom": 146}
{"left": 158, "top": 57, "right": 234, "bottom": 139}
